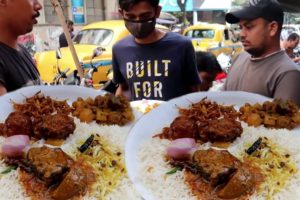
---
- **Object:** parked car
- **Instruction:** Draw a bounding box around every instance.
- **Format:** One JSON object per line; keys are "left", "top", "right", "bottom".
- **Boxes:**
{"left": 34, "top": 20, "right": 130, "bottom": 87}
{"left": 183, "top": 23, "right": 242, "bottom": 57}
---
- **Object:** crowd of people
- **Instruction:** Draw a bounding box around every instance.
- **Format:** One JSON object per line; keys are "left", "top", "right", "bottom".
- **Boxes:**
{"left": 0, "top": 0, "right": 299, "bottom": 106}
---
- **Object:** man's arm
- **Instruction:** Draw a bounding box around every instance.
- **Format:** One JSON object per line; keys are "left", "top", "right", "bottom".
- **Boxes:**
{"left": 115, "top": 82, "right": 131, "bottom": 100}
{"left": 0, "top": 83, "right": 7, "bottom": 96}
{"left": 293, "top": 56, "right": 300, "bottom": 62}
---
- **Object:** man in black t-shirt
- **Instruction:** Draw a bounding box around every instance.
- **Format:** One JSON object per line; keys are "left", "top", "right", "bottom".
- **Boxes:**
{"left": 113, "top": 0, "right": 201, "bottom": 101}
{"left": 0, "top": 0, "right": 42, "bottom": 95}
{"left": 59, "top": 20, "right": 75, "bottom": 48}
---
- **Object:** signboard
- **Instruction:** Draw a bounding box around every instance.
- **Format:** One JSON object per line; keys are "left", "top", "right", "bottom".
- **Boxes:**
{"left": 71, "top": 0, "right": 85, "bottom": 24}
{"left": 159, "top": 0, "right": 193, "bottom": 12}
{"left": 193, "top": 0, "right": 231, "bottom": 10}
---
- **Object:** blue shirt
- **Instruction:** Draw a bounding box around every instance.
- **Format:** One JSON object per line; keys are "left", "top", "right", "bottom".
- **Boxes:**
{"left": 112, "top": 32, "right": 200, "bottom": 101}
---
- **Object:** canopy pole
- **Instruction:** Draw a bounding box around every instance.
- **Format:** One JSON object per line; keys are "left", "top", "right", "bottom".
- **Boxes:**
{"left": 50, "top": 0, "right": 84, "bottom": 80}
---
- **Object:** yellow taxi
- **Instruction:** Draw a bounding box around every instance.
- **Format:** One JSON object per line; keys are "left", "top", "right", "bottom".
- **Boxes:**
{"left": 34, "top": 20, "right": 130, "bottom": 86}
{"left": 183, "top": 23, "right": 242, "bottom": 56}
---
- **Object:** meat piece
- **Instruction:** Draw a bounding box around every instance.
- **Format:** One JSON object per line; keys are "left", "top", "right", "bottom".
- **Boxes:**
{"left": 27, "top": 146, "right": 74, "bottom": 186}
{"left": 217, "top": 165, "right": 255, "bottom": 199}
{"left": 94, "top": 94, "right": 126, "bottom": 110}
{"left": 168, "top": 116, "right": 198, "bottom": 140}
{"left": 199, "top": 118, "right": 243, "bottom": 142}
{"left": 51, "top": 163, "right": 88, "bottom": 200}
{"left": 192, "top": 149, "right": 241, "bottom": 186}
{"left": 33, "top": 113, "right": 75, "bottom": 139}
{"left": 5, "top": 112, "right": 33, "bottom": 136}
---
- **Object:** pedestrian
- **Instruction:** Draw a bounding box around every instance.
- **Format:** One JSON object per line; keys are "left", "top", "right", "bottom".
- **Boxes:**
{"left": 59, "top": 19, "right": 74, "bottom": 48}
{"left": 195, "top": 51, "right": 222, "bottom": 91}
{"left": 0, "top": 0, "right": 42, "bottom": 95}
{"left": 223, "top": 0, "right": 300, "bottom": 106}
{"left": 281, "top": 32, "right": 300, "bottom": 62}
{"left": 112, "top": 0, "right": 201, "bottom": 101}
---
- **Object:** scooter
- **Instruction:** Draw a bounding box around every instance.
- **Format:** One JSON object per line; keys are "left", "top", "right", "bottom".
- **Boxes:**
{"left": 54, "top": 47, "right": 116, "bottom": 92}
{"left": 51, "top": 48, "right": 72, "bottom": 85}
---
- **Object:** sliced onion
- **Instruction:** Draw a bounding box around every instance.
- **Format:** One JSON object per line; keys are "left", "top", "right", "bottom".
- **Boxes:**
{"left": 1, "top": 135, "right": 30, "bottom": 158}
{"left": 166, "top": 138, "right": 196, "bottom": 160}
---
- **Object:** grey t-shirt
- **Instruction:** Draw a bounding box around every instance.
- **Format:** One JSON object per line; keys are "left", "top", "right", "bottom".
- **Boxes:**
{"left": 0, "top": 42, "right": 41, "bottom": 92}
{"left": 112, "top": 32, "right": 201, "bottom": 101}
{"left": 224, "top": 51, "right": 300, "bottom": 106}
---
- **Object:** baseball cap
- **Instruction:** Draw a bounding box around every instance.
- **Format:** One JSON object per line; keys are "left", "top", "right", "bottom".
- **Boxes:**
{"left": 225, "top": 0, "right": 283, "bottom": 24}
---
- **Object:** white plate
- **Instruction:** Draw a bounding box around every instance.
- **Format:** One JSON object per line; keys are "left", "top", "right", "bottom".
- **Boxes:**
{"left": 125, "top": 91, "right": 300, "bottom": 200}
{"left": 130, "top": 99, "right": 165, "bottom": 114}
{"left": 0, "top": 85, "right": 106, "bottom": 120}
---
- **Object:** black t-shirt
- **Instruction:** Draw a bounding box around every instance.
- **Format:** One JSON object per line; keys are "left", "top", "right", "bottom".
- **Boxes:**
{"left": 59, "top": 33, "right": 68, "bottom": 48}
{"left": 0, "top": 42, "right": 41, "bottom": 92}
{"left": 59, "top": 32, "right": 74, "bottom": 48}
{"left": 112, "top": 32, "right": 201, "bottom": 101}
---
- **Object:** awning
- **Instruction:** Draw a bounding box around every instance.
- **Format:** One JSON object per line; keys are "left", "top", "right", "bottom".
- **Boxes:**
{"left": 193, "top": 0, "right": 231, "bottom": 10}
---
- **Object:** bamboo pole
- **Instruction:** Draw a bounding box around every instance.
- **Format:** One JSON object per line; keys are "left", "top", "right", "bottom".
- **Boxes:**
{"left": 50, "top": 0, "right": 84, "bottom": 80}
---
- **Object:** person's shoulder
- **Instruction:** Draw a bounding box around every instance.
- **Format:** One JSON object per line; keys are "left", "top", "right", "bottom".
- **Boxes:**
{"left": 276, "top": 52, "right": 300, "bottom": 71}
{"left": 236, "top": 51, "right": 251, "bottom": 59}
{"left": 59, "top": 32, "right": 64, "bottom": 38}
{"left": 163, "top": 32, "right": 191, "bottom": 43}
{"left": 113, "top": 35, "right": 135, "bottom": 49}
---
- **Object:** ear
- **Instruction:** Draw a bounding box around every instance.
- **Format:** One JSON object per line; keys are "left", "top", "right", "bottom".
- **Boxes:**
{"left": 155, "top": 5, "right": 162, "bottom": 18}
{"left": 269, "top": 21, "right": 279, "bottom": 38}
{"left": 118, "top": 8, "right": 123, "bottom": 17}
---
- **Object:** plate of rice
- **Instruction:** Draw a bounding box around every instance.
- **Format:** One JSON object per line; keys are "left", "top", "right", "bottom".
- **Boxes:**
{"left": 0, "top": 85, "right": 142, "bottom": 200}
{"left": 125, "top": 91, "right": 300, "bottom": 200}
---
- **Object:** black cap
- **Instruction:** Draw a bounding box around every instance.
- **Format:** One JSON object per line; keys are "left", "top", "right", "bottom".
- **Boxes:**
{"left": 225, "top": 0, "right": 283, "bottom": 24}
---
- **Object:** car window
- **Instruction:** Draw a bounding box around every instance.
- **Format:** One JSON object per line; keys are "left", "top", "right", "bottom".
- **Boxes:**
{"left": 185, "top": 29, "right": 215, "bottom": 39}
{"left": 73, "top": 29, "right": 113, "bottom": 46}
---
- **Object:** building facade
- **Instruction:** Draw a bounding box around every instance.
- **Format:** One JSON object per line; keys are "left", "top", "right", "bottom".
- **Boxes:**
{"left": 38, "top": 0, "right": 119, "bottom": 25}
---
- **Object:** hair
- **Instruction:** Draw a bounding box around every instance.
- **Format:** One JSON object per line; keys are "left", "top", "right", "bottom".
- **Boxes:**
{"left": 195, "top": 51, "right": 222, "bottom": 74}
{"left": 66, "top": 19, "right": 74, "bottom": 26}
{"left": 287, "top": 32, "right": 300, "bottom": 41}
{"left": 119, "top": 0, "right": 159, "bottom": 11}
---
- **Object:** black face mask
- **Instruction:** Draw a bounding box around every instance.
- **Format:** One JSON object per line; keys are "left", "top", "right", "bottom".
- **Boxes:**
{"left": 124, "top": 17, "right": 156, "bottom": 39}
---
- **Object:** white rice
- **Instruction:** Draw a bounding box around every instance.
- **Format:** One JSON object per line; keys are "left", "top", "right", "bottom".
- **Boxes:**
{"left": 138, "top": 138, "right": 197, "bottom": 200}
{"left": 137, "top": 122, "right": 300, "bottom": 200}
{"left": 0, "top": 118, "right": 141, "bottom": 200}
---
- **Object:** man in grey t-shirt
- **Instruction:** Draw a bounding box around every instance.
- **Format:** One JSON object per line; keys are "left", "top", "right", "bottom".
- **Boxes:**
{"left": 223, "top": 0, "right": 300, "bottom": 106}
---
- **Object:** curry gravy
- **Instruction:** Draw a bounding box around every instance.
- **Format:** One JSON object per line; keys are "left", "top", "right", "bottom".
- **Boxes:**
{"left": 184, "top": 163, "right": 263, "bottom": 200}
{"left": 19, "top": 159, "right": 96, "bottom": 200}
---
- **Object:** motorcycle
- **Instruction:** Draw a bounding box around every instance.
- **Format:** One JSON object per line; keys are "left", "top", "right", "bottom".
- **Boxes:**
{"left": 52, "top": 47, "right": 117, "bottom": 93}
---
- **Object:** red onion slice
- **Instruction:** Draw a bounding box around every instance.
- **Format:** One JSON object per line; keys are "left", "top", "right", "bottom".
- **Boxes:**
{"left": 1, "top": 135, "right": 30, "bottom": 158}
{"left": 166, "top": 138, "right": 196, "bottom": 160}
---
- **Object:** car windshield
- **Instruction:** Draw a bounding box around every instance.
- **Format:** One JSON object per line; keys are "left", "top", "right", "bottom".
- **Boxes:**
{"left": 73, "top": 29, "right": 113, "bottom": 46}
{"left": 185, "top": 29, "right": 215, "bottom": 39}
